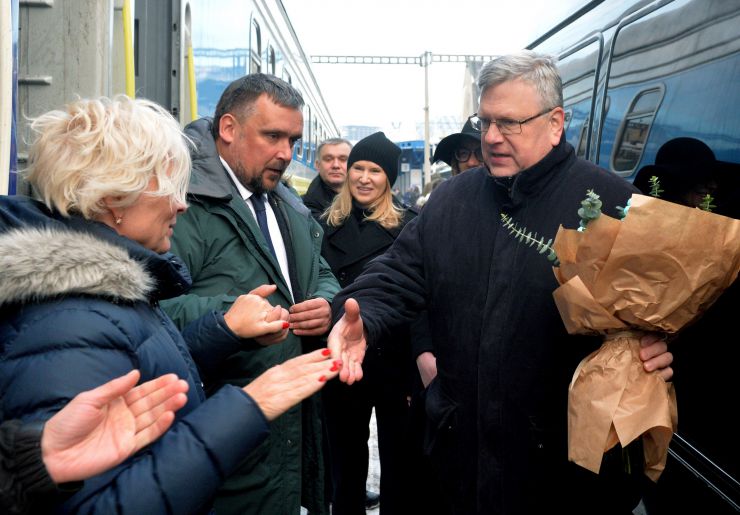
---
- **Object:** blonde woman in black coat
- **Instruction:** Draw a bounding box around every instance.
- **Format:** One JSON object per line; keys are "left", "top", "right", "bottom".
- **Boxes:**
{"left": 320, "top": 132, "right": 416, "bottom": 515}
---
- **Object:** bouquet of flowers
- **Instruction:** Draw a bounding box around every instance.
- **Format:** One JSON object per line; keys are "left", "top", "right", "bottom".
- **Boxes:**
{"left": 502, "top": 188, "right": 740, "bottom": 480}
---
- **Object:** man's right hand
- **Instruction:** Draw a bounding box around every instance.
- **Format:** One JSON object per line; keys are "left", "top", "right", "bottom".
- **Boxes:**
{"left": 327, "top": 298, "right": 367, "bottom": 385}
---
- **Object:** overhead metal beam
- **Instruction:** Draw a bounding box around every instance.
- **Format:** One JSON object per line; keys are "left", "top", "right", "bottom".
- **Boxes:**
{"left": 311, "top": 52, "right": 497, "bottom": 185}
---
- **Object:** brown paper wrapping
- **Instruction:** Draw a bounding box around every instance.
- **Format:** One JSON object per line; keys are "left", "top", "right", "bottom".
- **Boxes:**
{"left": 552, "top": 194, "right": 740, "bottom": 480}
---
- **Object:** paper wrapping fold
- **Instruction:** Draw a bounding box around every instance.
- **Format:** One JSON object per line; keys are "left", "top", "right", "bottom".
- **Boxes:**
{"left": 552, "top": 194, "right": 740, "bottom": 480}
{"left": 566, "top": 332, "right": 677, "bottom": 481}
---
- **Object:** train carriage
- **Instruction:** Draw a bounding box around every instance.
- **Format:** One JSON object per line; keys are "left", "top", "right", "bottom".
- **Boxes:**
{"left": 528, "top": 1, "right": 740, "bottom": 513}
{"left": 0, "top": 0, "right": 338, "bottom": 196}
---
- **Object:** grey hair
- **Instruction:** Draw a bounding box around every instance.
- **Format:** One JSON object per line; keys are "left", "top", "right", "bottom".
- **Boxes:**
{"left": 477, "top": 50, "right": 563, "bottom": 109}
{"left": 317, "top": 137, "right": 352, "bottom": 158}
{"left": 212, "top": 73, "right": 305, "bottom": 139}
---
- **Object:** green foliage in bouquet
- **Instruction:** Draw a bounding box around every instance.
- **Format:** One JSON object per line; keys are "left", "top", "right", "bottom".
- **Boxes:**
{"left": 699, "top": 194, "right": 716, "bottom": 212}
{"left": 648, "top": 176, "right": 663, "bottom": 198}
{"left": 577, "top": 190, "right": 602, "bottom": 230}
{"left": 500, "top": 213, "right": 560, "bottom": 266}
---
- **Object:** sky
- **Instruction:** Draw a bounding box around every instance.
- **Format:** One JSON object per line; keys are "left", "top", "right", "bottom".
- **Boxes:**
{"left": 281, "top": 0, "right": 587, "bottom": 141}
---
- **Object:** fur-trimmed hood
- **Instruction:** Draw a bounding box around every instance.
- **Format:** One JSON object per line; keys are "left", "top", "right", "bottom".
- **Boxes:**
{"left": 0, "top": 196, "right": 193, "bottom": 306}
{"left": 0, "top": 227, "right": 155, "bottom": 305}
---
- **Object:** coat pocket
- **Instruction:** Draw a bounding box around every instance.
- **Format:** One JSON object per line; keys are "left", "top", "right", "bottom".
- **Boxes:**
{"left": 423, "top": 377, "right": 458, "bottom": 458}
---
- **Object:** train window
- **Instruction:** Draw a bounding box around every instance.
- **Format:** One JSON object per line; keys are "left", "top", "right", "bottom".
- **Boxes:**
{"left": 250, "top": 19, "right": 261, "bottom": 73}
{"left": 266, "top": 45, "right": 276, "bottom": 75}
{"left": 611, "top": 86, "right": 664, "bottom": 174}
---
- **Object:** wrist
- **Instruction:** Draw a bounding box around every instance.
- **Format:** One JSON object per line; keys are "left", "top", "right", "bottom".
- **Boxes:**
{"left": 14, "top": 421, "right": 64, "bottom": 490}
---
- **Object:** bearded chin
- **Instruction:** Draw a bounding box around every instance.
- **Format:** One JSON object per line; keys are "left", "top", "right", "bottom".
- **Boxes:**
{"left": 248, "top": 174, "right": 268, "bottom": 195}
{"left": 234, "top": 163, "right": 278, "bottom": 195}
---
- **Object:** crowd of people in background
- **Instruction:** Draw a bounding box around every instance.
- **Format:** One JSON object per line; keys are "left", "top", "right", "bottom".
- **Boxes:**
{"left": 6, "top": 47, "right": 738, "bottom": 515}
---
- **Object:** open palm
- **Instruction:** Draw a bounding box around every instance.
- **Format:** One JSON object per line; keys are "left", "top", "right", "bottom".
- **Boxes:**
{"left": 41, "top": 371, "right": 188, "bottom": 483}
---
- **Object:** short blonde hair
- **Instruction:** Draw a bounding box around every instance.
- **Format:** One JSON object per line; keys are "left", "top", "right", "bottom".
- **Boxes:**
{"left": 324, "top": 176, "right": 402, "bottom": 229}
{"left": 25, "top": 96, "right": 191, "bottom": 218}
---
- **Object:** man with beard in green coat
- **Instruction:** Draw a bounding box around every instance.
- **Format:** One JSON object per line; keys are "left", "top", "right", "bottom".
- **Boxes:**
{"left": 162, "top": 74, "right": 339, "bottom": 515}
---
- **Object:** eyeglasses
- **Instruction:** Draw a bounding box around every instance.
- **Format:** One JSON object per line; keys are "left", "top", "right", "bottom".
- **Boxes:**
{"left": 453, "top": 147, "right": 483, "bottom": 162}
{"left": 469, "top": 107, "right": 555, "bottom": 135}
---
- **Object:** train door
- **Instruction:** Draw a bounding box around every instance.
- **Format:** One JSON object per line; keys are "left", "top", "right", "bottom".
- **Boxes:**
{"left": 557, "top": 35, "right": 604, "bottom": 161}
{"left": 133, "top": 0, "right": 182, "bottom": 119}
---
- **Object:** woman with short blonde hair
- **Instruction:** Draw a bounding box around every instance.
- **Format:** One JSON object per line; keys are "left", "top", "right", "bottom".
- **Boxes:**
{"left": 0, "top": 96, "right": 338, "bottom": 514}
{"left": 26, "top": 96, "right": 190, "bottom": 218}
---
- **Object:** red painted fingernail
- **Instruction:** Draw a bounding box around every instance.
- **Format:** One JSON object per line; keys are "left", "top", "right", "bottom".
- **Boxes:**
{"left": 282, "top": 321, "right": 290, "bottom": 329}
{"left": 333, "top": 360, "right": 342, "bottom": 367}
{"left": 321, "top": 349, "right": 331, "bottom": 356}
{"left": 318, "top": 375, "right": 327, "bottom": 382}
{"left": 330, "top": 364, "right": 339, "bottom": 372}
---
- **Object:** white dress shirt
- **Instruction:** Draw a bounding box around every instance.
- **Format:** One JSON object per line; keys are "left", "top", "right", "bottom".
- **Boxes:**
{"left": 220, "top": 157, "right": 294, "bottom": 300}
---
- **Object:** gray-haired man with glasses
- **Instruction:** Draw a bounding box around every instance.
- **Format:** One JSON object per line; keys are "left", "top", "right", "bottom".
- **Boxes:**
{"left": 469, "top": 107, "right": 557, "bottom": 135}
{"left": 327, "top": 50, "right": 673, "bottom": 515}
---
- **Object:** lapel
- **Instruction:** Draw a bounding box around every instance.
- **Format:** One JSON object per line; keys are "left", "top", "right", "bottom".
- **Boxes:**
{"left": 269, "top": 193, "right": 304, "bottom": 303}
{"left": 219, "top": 185, "right": 294, "bottom": 302}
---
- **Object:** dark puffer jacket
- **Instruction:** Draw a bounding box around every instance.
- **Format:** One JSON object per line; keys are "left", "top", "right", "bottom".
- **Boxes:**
{"left": 0, "top": 196, "right": 269, "bottom": 515}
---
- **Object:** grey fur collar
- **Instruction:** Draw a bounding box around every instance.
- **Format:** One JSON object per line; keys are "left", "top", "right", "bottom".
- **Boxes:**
{"left": 0, "top": 227, "right": 154, "bottom": 305}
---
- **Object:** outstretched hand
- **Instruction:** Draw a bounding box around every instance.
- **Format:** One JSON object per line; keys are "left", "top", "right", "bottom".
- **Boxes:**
{"left": 42, "top": 370, "right": 189, "bottom": 484}
{"left": 327, "top": 298, "right": 367, "bottom": 385}
{"left": 225, "top": 285, "right": 290, "bottom": 342}
{"left": 244, "top": 348, "right": 341, "bottom": 420}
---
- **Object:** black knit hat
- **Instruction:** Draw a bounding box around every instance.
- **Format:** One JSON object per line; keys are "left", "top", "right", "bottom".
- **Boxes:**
{"left": 347, "top": 132, "right": 401, "bottom": 186}
{"left": 432, "top": 118, "right": 480, "bottom": 166}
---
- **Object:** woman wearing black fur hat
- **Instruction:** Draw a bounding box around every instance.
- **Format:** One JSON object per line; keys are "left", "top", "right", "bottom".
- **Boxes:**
{"left": 320, "top": 132, "right": 418, "bottom": 514}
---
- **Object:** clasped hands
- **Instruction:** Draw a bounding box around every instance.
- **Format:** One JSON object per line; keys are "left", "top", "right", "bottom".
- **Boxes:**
{"left": 223, "top": 285, "right": 333, "bottom": 345}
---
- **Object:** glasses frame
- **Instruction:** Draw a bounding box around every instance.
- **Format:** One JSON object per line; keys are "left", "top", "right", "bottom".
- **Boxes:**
{"left": 453, "top": 146, "right": 484, "bottom": 163}
{"left": 469, "top": 107, "right": 555, "bottom": 135}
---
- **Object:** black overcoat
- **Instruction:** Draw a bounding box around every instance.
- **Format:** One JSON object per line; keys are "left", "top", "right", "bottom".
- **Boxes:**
{"left": 321, "top": 206, "right": 416, "bottom": 373}
{"left": 333, "top": 139, "right": 643, "bottom": 515}
{"left": 302, "top": 175, "right": 337, "bottom": 220}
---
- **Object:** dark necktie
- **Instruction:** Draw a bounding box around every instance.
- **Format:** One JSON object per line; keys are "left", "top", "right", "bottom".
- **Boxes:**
{"left": 250, "top": 194, "right": 277, "bottom": 259}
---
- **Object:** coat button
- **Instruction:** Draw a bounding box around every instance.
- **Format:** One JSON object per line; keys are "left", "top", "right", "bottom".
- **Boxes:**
{"left": 339, "top": 272, "right": 346, "bottom": 281}
{"left": 314, "top": 231, "right": 320, "bottom": 238}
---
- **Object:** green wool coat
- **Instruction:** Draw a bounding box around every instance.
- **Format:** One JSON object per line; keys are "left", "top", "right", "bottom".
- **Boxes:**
{"left": 161, "top": 118, "right": 339, "bottom": 515}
